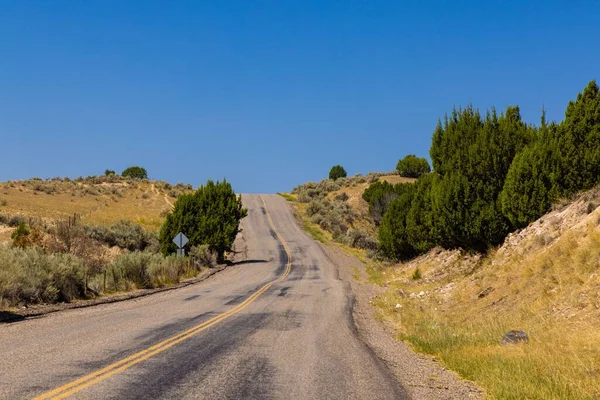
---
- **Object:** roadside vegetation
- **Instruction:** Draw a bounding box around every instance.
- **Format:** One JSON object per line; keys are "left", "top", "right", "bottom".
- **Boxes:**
{"left": 0, "top": 175, "right": 245, "bottom": 309}
{"left": 286, "top": 80, "right": 600, "bottom": 398}
{"left": 159, "top": 179, "right": 247, "bottom": 262}
{"left": 378, "top": 80, "right": 600, "bottom": 262}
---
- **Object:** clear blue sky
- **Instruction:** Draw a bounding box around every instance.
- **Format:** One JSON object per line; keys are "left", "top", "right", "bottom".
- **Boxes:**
{"left": 1, "top": 1, "right": 598, "bottom": 193}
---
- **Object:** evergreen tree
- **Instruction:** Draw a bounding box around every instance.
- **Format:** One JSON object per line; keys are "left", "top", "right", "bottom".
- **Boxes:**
{"left": 378, "top": 185, "right": 417, "bottom": 260}
{"left": 122, "top": 166, "right": 148, "bottom": 180}
{"left": 500, "top": 115, "right": 562, "bottom": 228}
{"left": 556, "top": 80, "right": 600, "bottom": 193}
{"left": 362, "top": 181, "right": 413, "bottom": 225}
{"left": 159, "top": 180, "right": 247, "bottom": 262}
{"left": 329, "top": 165, "right": 347, "bottom": 181}
{"left": 396, "top": 155, "right": 431, "bottom": 178}
{"left": 427, "top": 106, "right": 531, "bottom": 249}
{"left": 405, "top": 173, "right": 441, "bottom": 252}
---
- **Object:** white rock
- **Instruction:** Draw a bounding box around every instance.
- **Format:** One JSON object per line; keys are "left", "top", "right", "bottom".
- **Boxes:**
{"left": 395, "top": 303, "right": 402, "bottom": 309}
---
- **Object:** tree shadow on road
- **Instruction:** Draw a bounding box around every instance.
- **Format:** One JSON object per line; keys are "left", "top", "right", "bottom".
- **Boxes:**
{"left": 225, "top": 259, "right": 269, "bottom": 266}
{"left": 0, "top": 311, "right": 26, "bottom": 324}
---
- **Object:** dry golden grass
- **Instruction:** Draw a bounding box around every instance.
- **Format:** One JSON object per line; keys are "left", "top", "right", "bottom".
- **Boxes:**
{"left": 370, "top": 213, "right": 600, "bottom": 398}
{"left": 0, "top": 179, "right": 188, "bottom": 235}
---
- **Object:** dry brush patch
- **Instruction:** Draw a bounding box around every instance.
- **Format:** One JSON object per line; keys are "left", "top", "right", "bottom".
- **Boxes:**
{"left": 0, "top": 177, "right": 193, "bottom": 234}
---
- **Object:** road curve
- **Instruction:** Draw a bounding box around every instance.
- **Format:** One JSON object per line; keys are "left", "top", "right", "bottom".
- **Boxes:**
{"left": 0, "top": 194, "right": 407, "bottom": 399}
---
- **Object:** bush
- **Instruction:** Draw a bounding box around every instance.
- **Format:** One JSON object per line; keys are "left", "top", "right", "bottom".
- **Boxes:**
{"left": 85, "top": 220, "right": 158, "bottom": 252}
{"left": 345, "top": 229, "right": 378, "bottom": 250}
{"left": 396, "top": 155, "right": 431, "bottom": 178}
{"left": 105, "top": 169, "right": 116, "bottom": 176}
{"left": 0, "top": 246, "right": 87, "bottom": 306}
{"left": 108, "top": 251, "right": 190, "bottom": 290}
{"left": 11, "top": 223, "right": 31, "bottom": 248}
{"left": 8, "top": 215, "right": 25, "bottom": 227}
{"left": 189, "top": 244, "right": 217, "bottom": 268}
{"left": 335, "top": 192, "right": 349, "bottom": 202}
{"left": 122, "top": 166, "right": 148, "bottom": 180}
{"left": 329, "top": 165, "right": 347, "bottom": 181}
{"left": 159, "top": 180, "right": 247, "bottom": 262}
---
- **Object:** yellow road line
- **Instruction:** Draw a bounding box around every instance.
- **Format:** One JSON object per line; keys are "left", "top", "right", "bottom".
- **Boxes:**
{"left": 33, "top": 196, "right": 292, "bottom": 400}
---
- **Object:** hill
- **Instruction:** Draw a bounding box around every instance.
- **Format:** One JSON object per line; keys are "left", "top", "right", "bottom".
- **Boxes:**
{"left": 286, "top": 174, "right": 600, "bottom": 399}
{"left": 0, "top": 176, "right": 193, "bottom": 244}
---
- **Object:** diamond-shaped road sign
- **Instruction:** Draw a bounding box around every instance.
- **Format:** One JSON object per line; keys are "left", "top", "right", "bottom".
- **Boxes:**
{"left": 173, "top": 232, "right": 189, "bottom": 249}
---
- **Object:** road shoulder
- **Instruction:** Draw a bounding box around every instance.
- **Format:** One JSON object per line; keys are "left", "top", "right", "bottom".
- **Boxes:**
{"left": 319, "top": 242, "right": 484, "bottom": 400}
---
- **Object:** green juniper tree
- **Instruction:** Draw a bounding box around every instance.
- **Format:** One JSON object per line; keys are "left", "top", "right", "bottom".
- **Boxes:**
{"left": 159, "top": 180, "right": 247, "bottom": 263}
{"left": 396, "top": 155, "right": 430, "bottom": 178}
{"left": 329, "top": 165, "right": 347, "bottom": 181}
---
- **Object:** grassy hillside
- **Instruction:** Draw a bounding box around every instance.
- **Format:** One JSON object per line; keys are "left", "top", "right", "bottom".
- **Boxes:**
{"left": 287, "top": 175, "right": 600, "bottom": 399}
{"left": 0, "top": 176, "right": 205, "bottom": 309}
{"left": 290, "top": 172, "right": 414, "bottom": 248}
{"left": 0, "top": 176, "right": 192, "bottom": 241}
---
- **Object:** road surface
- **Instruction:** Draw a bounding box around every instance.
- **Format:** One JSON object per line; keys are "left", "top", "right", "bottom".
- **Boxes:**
{"left": 0, "top": 194, "right": 407, "bottom": 399}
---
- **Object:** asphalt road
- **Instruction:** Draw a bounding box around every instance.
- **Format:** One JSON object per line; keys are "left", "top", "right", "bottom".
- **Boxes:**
{"left": 0, "top": 194, "right": 407, "bottom": 400}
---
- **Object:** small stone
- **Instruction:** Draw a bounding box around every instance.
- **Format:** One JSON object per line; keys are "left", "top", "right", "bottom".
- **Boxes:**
{"left": 478, "top": 287, "right": 494, "bottom": 299}
{"left": 500, "top": 330, "right": 529, "bottom": 345}
{"left": 395, "top": 303, "right": 402, "bottom": 309}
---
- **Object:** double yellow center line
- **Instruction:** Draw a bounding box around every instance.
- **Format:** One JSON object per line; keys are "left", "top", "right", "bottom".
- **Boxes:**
{"left": 34, "top": 196, "right": 292, "bottom": 400}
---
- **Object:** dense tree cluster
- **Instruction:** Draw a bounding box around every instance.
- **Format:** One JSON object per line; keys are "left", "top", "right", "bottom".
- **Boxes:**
{"left": 377, "top": 80, "right": 600, "bottom": 261}
{"left": 159, "top": 180, "right": 247, "bottom": 262}
{"left": 396, "top": 154, "right": 431, "bottom": 178}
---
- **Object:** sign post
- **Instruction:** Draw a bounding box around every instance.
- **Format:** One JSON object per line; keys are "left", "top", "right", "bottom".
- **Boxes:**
{"left": 172, "top": 232, "right": 189, "bottom": 257}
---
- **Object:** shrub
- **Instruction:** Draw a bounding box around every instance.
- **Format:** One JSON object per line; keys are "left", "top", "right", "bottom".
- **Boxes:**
{"left": 109, "top": 251, "right": 157, "bottom": 290}
{"left": 346, "top": 229, "right": 378, "bottom": 250}
{"left": 108, "top": 252, "right": 191, "bottom": 290}
{"left": 122, "top": 166, "right": 148, "bottom": 180}
{"left": 148, "top": 256, "right": 187, "bottom": 287}
{"left": 189, "top": 244, "right": 217, "bottom": 268}
{"left": 0, "top": 246, "right": 87, "bottom": 306}
{"left": 104, "top": 169, "right": 116, "bottom": 176}
{"left": 396, "top": 155, "right": 431, "bottom": 178}
{"left": 329, "top": 165, "right": 347, "bottom": 181}
{"left": 0, "top": 214, "right": 8, "bottom": 225}
{"left": 10, "top": 223, "right": 42, "bottom": 249}
{"left": 0, "top": 199, "right": 7, "bottom": 206}
{"left": 86, "top": 220, "right": 158, "bottom": 252}
{"left": 141, "top": 193, "right": 150, "bottom": 199}
{"left": 335, "top": 192, "right": 349, "bottom": 202}
{"left": 159, "top": 180, "right": 247, "bottom": 262}
{"left": 412, "top": 267, "right": 422, "bottom": 280}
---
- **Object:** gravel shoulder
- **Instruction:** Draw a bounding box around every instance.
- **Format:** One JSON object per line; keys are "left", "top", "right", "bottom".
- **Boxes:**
{"left": 318, "top": 242, "right": 484, "bottom": 399}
